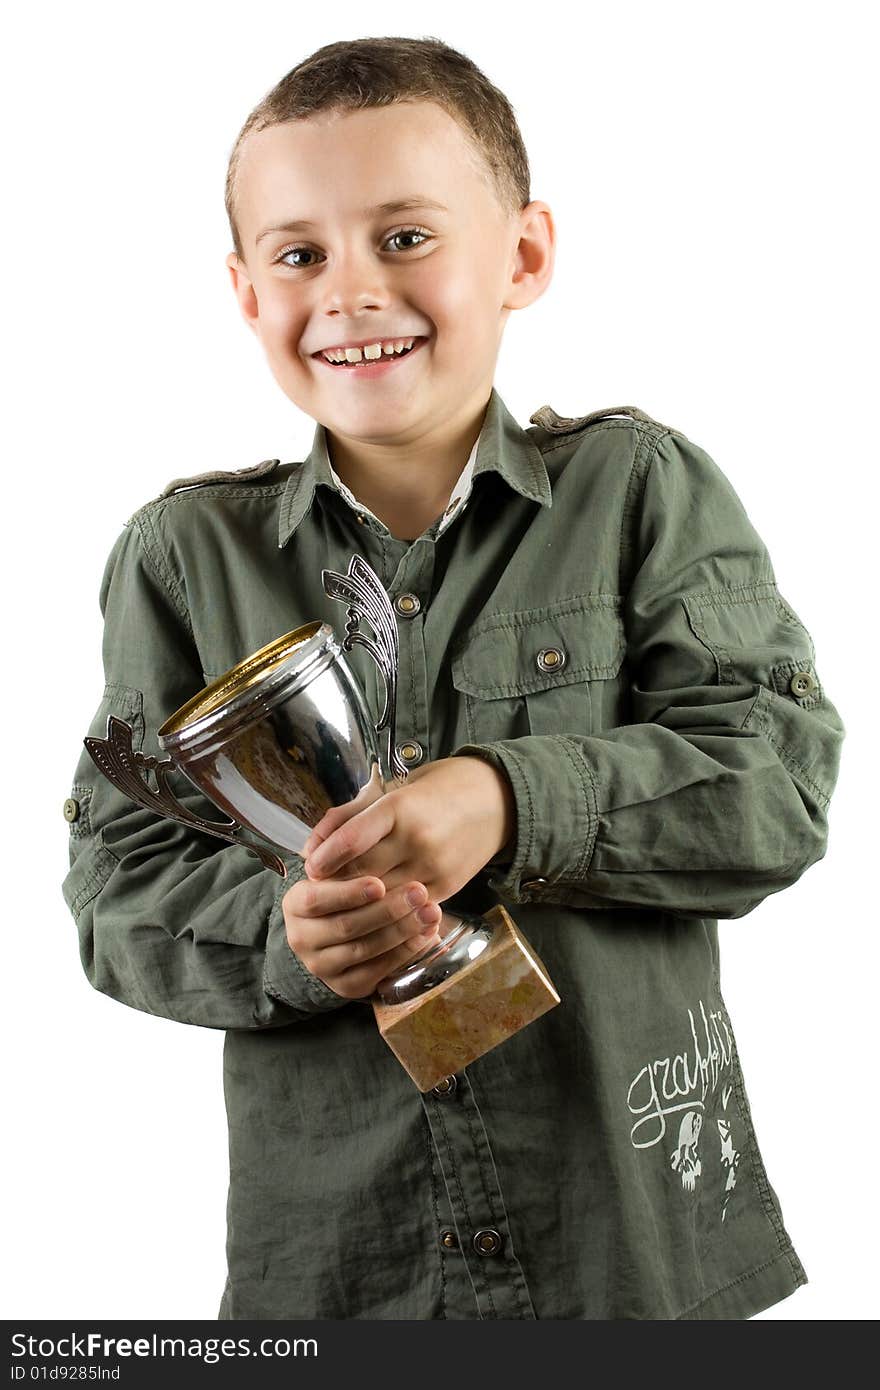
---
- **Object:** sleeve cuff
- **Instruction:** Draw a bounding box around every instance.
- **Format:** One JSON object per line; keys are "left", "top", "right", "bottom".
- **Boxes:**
{"left": 451, "top": 736, "right": 600, "bottom": 903}
{"left": 262, "top": 852, "right": 352, "bottom": 1014}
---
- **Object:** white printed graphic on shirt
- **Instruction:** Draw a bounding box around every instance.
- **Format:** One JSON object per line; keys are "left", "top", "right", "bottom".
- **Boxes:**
{"left": 717, "top": 1115, "right": 741, "bottom": 1222}
{"left": 626, "top": 998, "right": 740, "bottom": 1222}
{"left": 670, "top": 1111, "right": 703, "bottom": 1191}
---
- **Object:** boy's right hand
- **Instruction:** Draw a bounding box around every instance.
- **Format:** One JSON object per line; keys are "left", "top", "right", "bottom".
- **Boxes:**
{"left": 282, "top": 873, "right": 442, "bottom": 1000}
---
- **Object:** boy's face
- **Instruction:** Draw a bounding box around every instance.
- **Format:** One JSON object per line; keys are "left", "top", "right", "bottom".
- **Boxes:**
{"left": 226, "top": 101, "right": 552, "bottom": 443}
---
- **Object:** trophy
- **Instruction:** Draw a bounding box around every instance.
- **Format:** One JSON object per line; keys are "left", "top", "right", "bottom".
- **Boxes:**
{"left": 84, "top": 553, "right": 560, "bottom": 1091}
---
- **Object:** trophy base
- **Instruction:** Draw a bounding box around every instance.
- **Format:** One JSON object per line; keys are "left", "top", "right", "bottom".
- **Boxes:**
{"left": 371, "top": 904, "right": 560, "bottom": 1092}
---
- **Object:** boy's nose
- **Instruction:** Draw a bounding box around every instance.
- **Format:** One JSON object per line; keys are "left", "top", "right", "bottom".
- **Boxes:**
{"left": 321, "top": 253, "right": 392, "bottom": 318}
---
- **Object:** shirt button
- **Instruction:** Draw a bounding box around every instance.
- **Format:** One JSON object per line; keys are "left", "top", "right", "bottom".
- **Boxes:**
{"left": 394, "top": 592, "right": 421, "bottom": 617}
{"left": 522, "top": 877, "right": 548, "bottom": 891}
{"left": 397, "top": 740, "right": 424, "bottom": 767}
{"left": 439, "top": 1228, "right": 459, "bottom": 1251}
{"left": 472, "top": 1228, "right": 503, "bottom": 1257}
{"left": 63, "top": 797, "right": 80, "bottom": 823}
{"left": 431, "top": 1074, "right": 458, "bottom": 1097}
{"left": 789, "top": 670, "right": 817, "bottom": 697}
{"left": 356, "top": 513, "right": 366, "bottom": 524}
{"left": 444, "top": 496, "right": 462, "bottom": 517}
{"left": 536, "top": 646, "right": 566, "bottom": 673}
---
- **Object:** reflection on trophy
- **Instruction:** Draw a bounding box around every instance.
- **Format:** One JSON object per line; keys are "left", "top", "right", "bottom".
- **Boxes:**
{"left": 84, "top": 553, "right": 560, "bottom": 1091}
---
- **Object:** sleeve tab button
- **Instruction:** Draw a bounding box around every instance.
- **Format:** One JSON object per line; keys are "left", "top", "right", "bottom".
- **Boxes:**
{"left": 789, "top": 670, "right": 817, "bottom": 697}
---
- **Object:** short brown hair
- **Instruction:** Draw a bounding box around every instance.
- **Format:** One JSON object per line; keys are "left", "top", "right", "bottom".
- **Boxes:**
{"left": 225, "top": 35, "right": 532, "bottom": 261}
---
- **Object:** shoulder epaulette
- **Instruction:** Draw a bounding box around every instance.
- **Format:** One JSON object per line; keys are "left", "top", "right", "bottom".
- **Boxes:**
{"left": 158, "top": 457, "right": 281, "bottom": 499}
{"left": 529, "top": 404, "right": 679, "bottom": 435}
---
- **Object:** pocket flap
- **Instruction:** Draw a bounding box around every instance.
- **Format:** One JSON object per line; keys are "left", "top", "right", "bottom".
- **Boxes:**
{"left": 683, "top": 580, "right": 816, "bottom": 664}
{"left": 451, "top": 597, "right": 626, "bottom": 698}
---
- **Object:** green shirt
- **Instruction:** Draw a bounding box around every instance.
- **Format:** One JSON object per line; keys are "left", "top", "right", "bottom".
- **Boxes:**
{"left": 62, "top": 387, "right": 845, "bottom": 1320}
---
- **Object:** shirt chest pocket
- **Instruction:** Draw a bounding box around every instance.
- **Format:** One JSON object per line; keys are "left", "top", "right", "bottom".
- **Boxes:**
{"left": 450, "top": 598, "right": 627, "bottom": 744}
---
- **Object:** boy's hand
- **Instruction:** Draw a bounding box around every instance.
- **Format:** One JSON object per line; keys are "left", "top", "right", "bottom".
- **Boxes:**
{"left": 301, "top": 756, "right": 516, "bottom": 906}
{"left": 282, "top": 873, "right": 443, "bottom": 1000}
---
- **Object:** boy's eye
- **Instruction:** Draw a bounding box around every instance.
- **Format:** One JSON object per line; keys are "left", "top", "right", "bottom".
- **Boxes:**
{"left": 275, "top": 226, "right": 430, "bottom": 269}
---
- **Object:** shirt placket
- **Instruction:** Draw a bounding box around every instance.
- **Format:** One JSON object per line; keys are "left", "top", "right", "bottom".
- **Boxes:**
{"left": 331, "top": 484, "right": 535, "bottom": 1317}
{"left": 384, "top": 537, "right": 434, "bottom": 768}
{"left": 379, "top": 534, "right": 534, "bottom": 1317}
{"left": 420, "top": 1069, "right": 536, "bottom": 1319}
{"left": 426, "top": 1116, "right": 481, "bottom": 1318}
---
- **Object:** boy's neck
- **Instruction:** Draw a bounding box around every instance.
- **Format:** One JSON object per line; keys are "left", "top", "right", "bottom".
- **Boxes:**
{"left": 326, "top": 390, "right": 491, "bottom": 542}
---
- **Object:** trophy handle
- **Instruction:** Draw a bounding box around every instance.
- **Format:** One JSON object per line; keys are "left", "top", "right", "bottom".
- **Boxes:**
{"left": 83, "top": 715, "right": 288, "bottom": 876}
{"left": 322, "top": 554, "right": 409, "bottom": 781}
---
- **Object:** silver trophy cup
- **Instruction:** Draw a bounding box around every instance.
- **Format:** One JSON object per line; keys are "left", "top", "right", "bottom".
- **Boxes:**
{"left": 84, "top": 553, "right": 559, "bottom": 1090}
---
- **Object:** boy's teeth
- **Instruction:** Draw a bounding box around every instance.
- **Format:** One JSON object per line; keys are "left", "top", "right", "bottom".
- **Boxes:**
{"left": 322, "top": 337, "right": 416, "bottom": 364}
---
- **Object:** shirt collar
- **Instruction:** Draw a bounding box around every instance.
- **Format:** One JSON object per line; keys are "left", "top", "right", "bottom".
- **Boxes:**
{"left": 326, "top": 432, "right": 481, "bottom": 539}
{"left": 277, "top": 385, "right": 552, "bottom": 548}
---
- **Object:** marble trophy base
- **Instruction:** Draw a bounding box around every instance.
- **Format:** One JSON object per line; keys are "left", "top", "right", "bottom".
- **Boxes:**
{"left": 371, "top": 905, "right": 561, "bottom": 1091}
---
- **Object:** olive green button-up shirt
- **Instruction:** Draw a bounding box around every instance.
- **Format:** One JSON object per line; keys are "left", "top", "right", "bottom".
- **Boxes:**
{"left": 62, "top": 387, "right": 845, "bottom": 1320}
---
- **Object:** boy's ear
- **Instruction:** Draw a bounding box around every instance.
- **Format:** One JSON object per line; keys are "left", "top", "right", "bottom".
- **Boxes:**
{"left": 225, "top": 252, "right": 260, "bottom": 335}
{"left": 504, "top": 200, "right": 555, "bottom": 312}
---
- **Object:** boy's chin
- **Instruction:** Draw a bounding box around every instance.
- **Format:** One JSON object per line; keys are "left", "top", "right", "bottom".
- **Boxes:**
{"left": 307, "top": 374, "right": 435, "bottom": 415}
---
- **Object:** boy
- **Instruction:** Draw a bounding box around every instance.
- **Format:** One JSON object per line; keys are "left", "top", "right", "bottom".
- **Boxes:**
{"left": 63, "top": 36, "right": 845, "bottom": 1320}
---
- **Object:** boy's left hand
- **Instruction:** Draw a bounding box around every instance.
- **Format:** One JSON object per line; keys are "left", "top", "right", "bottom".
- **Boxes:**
{"left": 302, "top": 756, "right": 516, "bottom": 904}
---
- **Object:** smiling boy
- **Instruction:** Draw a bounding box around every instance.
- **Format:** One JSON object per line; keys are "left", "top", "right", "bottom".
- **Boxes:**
{"left": 64, "top": 37, "right": 844, "bottom": 1320}
{"left": 225, "top": 94, "right": 547, "bottom": 547}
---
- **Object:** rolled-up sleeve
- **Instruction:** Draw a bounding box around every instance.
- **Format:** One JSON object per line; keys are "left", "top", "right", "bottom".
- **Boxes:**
{"left": 453, "top": 429, "right": 845, "bottom": 920}
{"left": 62, "top": 518, "right": 350, "bottom": 1028}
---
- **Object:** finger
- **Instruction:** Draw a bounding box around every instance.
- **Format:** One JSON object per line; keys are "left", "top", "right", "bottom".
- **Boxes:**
{"left": 306, "top": 798, "right": 396, "bottom": 878}
{"left": 325, "top": 921, "right": 444, "bottom": 1000}
{"left": 314, "top": 911, "right": 440, "bottom": 981}
{"left": 304, "top": 780, "right": 383, "bottom": 855}
{"left": 303, "top": 802, "right": 357, "bottom": 857}
{"left": 302, "top": 826, "right": 326, "bottom": 857}
{"left": 305, "top": 836, "right": 405, "bottom": 886}
{"left": 289, "top": 873, "right": 386, "bottom": 923}
{"left": 374, "top": 930, "right": 441, "bottom": 994}
{"left": 287, "top": 874, "right": 421, "bottom": 957}
{"left": 306, "top": 885, "right": 442, "bottom": 971}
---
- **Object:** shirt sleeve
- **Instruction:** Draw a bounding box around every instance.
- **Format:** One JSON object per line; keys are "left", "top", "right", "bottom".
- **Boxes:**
{"left": 451, "top": 428, "right": 846, "bottom": 920}
{"left": 61, "top": 516, "right": 352, "bottom": 1029}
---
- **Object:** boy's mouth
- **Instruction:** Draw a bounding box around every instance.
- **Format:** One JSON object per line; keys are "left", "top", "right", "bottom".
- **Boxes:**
{"left": 311, "top": 336, "right": 428, "bottom": 375}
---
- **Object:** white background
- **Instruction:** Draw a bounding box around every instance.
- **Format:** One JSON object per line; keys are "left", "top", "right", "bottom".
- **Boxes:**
{"left": 3, "top": 0, "right": 876, "bottom": 1322}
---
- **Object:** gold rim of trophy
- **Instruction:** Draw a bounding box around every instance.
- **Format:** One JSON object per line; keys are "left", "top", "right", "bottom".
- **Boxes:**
{"left": 158, "top": 621, "right": 323, "bottom": 744}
